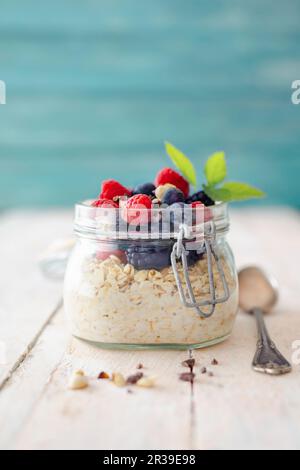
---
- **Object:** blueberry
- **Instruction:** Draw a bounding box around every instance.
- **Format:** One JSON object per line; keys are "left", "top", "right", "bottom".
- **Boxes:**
{"left": 168, "top": 202, "right": 191, "bottom": 227}
{"left": 126, "top": 243, "right": 172, "bottom": 270}
{"left": 132, "top": 183, "right": 156, "bottom": 197}
{"left": 186, "top": 191, "right": 214, "bottom": 207}
{"left": 161, "top": 188, "right": 185, "bottom": 205}
{"left": 185, "top": 248, "right": 204, "bottom": 266}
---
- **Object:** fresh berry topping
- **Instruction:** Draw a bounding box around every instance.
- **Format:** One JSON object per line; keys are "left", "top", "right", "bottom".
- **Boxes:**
{"left": 126, "top": 244, "right": 172, "bottom": 270}
{"left": 191, "top": 201, "right": 204, "bottom": 209}
{"left": 100, "top": 179, "right": 131, "bottom": 201}
{"left": 91, "top": 198, "right": 118, "bottom": 208}
{"left": 133, "top": 183, "right": 156, "bottom": 197}
{"left": 155, "top": 168, "right": 189, "bottom": 198}
{"left": 169, "top": 202, "right": 186, "bottom": 209}
{"left": 191, "top": 201, "right": 213, "bottom": 223}
{"left": 121, "top": 194, "right": 152, "bottom": 225}
{"left": 167, "top": 202, "right": 188, "bottom": 225}
{"left": 185, "top": 249, "right": 204, "bottom": 266}
{"left": 186, "top": 190, "right": 214, "bottom": 207}
{"left": 155, "top": 184, "right": 176, "bottom": 201}
{"left": 96, "top": 249, "right": 127, "bottom": 264}
{"left": 161, "top": 188, "right": 185, "bottom": 205}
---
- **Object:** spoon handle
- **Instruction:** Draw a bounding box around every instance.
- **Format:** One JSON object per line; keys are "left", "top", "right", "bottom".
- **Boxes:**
{"left": 252, "top": 308, "right": 292, "bottom": 375}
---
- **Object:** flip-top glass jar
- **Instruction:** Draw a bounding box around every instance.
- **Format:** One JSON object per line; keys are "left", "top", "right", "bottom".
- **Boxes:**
{"left": 64, "top": 202, "right": 238, "bottom": 349}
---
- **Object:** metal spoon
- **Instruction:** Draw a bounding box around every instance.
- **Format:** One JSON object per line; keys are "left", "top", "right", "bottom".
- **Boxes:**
{"left": 238, "top": 266, "right": 292, "bottom": 376}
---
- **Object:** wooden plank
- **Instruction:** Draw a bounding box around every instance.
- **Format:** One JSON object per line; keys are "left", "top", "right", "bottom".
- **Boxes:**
{"left": 5, "top": 208, "right": 300, "bottom": 450}
{"left": 0, "top": 210, "right": 72, "bottom": 388}
{"left": 0, "top": 308, "right": 67, "bottom": 450}
{"left": 193, "top": 207, "right": 300, "bottom": 450}
{"left": 192, "top": 312, "right": 300, "bottom": 450}
{"left": 11, "top": 315, "right": 300, "bottom": 451}
{"left": 14, "top": 338, "right": 192, "bottom": 450}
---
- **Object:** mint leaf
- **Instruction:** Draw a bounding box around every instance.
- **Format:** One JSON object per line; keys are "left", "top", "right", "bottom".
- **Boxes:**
{"left": 203, "top": 185, "right": 231, "bottom": 202}
{"left": 165, "top": 141, "right": 197, "bottom": 187}
{"left": 204, "top": 182, "right": 266, "bottom": 202}
{"left": 220, "top": 182, "right": 266, "bottom": 201}
{"left": 204, "top": 151, "right": 227, "bottom": 186}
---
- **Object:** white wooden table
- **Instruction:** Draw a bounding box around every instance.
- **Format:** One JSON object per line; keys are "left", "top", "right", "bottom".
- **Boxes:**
{"left": 0, "top": 208, "right": 300, "bottom": 450}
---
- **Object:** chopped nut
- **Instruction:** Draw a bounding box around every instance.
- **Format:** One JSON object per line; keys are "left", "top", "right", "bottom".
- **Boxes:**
{"left": 211, "top": 359, "right": 219, "bottom": 366}
{"left": 112, "top": 372, "right": 126, "bottom": 387}
{"left": 179, "top": 372, "right": 195, "bottom": 382}
{"left": 200, "top": 367, "right": 207, "bottom": 374}
{"left": 155, "top": 184, "right": 176, "bottom": 201}
{"left": 123, "top": 264, "right": 135, "bottom": 277}
{"left": 74, "top": 369, "right": 85, "bottom": 376}
{"left": 98, "top": 371, "right": 110, "bottom": 379}
{"left": 182, "top": 358, "right": 195, "bottom": 369}
{"left": 126, "top": 372, "right": 143, "bottom": 385}
{"left": 134, "top": 270, "right": 148, "bottom": 282}
{"left": 148, "top": 269, "right": 162, "bottom": 280}
{"left": 136, "top": 377, "right": 155, "bottom": 388}
{"left": 68, "top": 373, "right": 89, "bottom": 390}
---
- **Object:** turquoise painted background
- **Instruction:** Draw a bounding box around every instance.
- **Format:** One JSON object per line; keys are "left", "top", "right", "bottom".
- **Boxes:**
{"left": 0, "top": 0, "right": 300, "bottom": 208}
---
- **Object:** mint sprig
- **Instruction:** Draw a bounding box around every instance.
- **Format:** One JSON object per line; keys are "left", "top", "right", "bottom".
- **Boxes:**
{"left": 165, "top": 141, "right": 197, "bottom": 187}
{"left": 165, "top": 142, "right": 266, "bottom": 203}
{"left": 204, "top": 151, "right": 226, "bottom": 186}
{"left": 203, "top": 151, "right": 265, "bottom": 202}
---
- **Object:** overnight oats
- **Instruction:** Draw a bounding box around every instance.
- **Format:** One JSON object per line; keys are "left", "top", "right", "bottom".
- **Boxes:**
{"left": 64, "top": 144, "right": 264, "bottom": 349}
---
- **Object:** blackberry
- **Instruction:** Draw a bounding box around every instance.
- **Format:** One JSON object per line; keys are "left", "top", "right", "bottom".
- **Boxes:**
{"left": 186, "top": 191, "right": 214, "bottom": 207}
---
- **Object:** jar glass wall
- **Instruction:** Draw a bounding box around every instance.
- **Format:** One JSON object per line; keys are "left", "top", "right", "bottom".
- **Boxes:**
{"left": 64, "top": 203, "right": 238, "bottom": 349}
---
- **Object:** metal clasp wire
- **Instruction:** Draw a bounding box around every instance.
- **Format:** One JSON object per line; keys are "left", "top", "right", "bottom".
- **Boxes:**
{"left": 171, "top": 223, "right": 230, "bottom": 319}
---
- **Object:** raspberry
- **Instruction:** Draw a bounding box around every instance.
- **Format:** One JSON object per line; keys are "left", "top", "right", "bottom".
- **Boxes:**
{"left": 122, "top": 194, "right": 152, "bottom": 225}
{"left": 191, "top": 201, "right": 213, "bottom": 223}
{"left": 155, "top": 168, "right": 189, "bottom": 198}
{"left": 91, "top": 198, "right": 118, "bottom": 208}
{"left": 100, "top": 179, "right": 131, "bottom": 201}
{"left": 191, "top": 201, "right": 204, "bottom": 209}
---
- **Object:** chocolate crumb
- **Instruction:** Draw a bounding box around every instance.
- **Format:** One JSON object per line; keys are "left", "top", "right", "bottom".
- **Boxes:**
{"left": 126, "top": 372, "right": 143, "bottom": 385}
{"left": 127, "top": 389, "right": 133, "bottom": 394}
{"left": 207, "top": 371, "right": 214, "bottom": 377}
{"left": 137, "top": 363, "right": 143, "bottom": 369}
{"left": 200, "top": 367, "right": 207, "bottom": 374}
{"left": 211, "top": 359, "right": 219, "bottom": 366}
{"left": 98, "top": 371, "right": 110, "bottom": 379}
{"left": 182, "top": 358, "right": 195, "bottom": 369}
{"left": 179, "top": 372, "right": 195, "bottom": 382}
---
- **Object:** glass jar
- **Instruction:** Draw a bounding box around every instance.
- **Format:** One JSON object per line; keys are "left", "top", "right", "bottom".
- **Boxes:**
{"left": 64, "top": 202, "right": 238, "bottom": 349}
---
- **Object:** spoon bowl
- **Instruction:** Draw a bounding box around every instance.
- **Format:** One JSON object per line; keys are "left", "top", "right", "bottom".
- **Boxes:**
{"left": 238, "top": 266, "right": 279, "bottom": 313}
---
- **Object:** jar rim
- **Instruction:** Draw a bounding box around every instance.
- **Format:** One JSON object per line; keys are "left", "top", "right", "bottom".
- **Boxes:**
{"left": 74, "top": 201, "right": 229, "bottom": 240}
